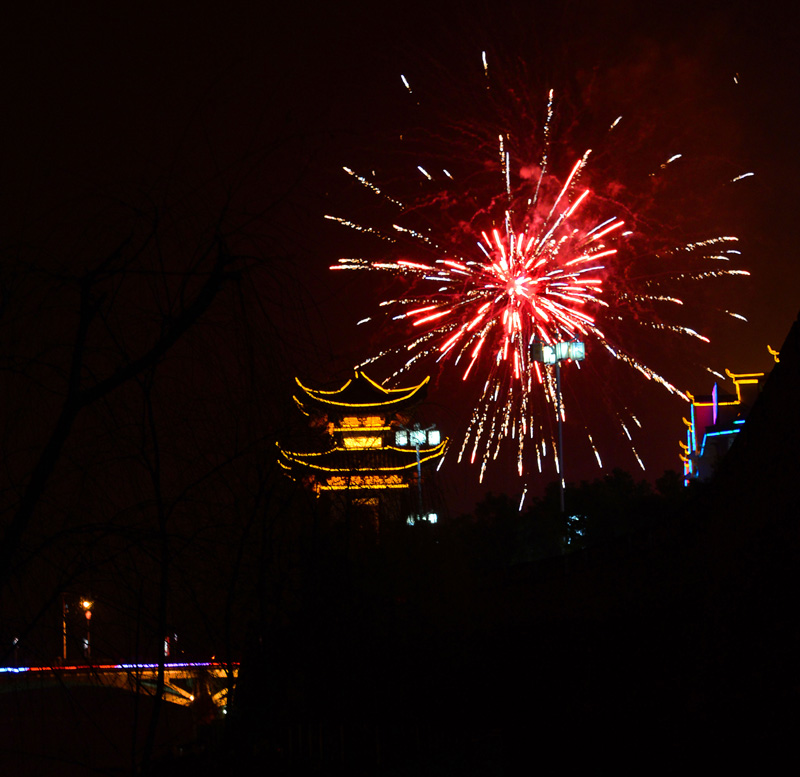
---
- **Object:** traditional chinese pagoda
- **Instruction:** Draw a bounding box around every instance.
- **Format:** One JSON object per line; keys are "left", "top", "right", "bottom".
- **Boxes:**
{"left": 277, "top": 369, "right": 447, "bottom": 526}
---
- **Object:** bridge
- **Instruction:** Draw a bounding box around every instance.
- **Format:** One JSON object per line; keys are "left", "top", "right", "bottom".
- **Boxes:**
{"left": 0, "top": 661, "right": 238, "bottom": 711}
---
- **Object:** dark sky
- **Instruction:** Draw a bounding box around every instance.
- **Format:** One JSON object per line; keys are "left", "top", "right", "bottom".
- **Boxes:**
{"left": 3, "top": 0, "right": 799, "bottom": 515}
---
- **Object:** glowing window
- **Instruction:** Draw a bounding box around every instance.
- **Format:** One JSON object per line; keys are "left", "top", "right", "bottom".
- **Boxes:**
{"left": 340, "top": 416, "right": 384, "bottom": 429}
{"left": 342, "top": 435, "right": 383, "bottom": 449}
{"left": 321, "top": 474, "right": 408, "bottom": 490}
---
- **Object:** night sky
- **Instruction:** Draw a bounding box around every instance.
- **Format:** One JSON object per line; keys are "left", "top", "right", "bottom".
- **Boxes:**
{"left": 3, "top": 0, "right": 799, "bottom": 519}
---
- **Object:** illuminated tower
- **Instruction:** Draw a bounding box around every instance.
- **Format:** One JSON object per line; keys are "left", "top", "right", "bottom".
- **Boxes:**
{"left": 681, "top": 369, "right": 765, "bottom": 483}
{"left": 277, "top": 370, "right": 447, "bottom": 528}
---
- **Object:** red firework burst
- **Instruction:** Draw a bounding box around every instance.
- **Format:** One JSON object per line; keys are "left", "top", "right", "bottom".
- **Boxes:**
{"left": 327, "top": 59, "right": 750, "bottom": 485}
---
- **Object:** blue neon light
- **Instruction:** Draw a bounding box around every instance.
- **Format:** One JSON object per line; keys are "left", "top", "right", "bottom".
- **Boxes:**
{"left": 0, "top": 661, "right": 237, "bottom": 674}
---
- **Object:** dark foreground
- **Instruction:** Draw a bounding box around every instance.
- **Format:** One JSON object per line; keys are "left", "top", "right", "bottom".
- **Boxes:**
{"left": 5, "top": 316, "right": 800, "bottom": 774}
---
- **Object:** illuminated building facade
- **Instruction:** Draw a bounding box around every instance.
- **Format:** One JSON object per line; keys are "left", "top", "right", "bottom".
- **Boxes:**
{"left": 681, "top": 370, "right": 765, "bottom": 483}
{"left": 278, "top": 370, "right": 447, "bottom": 525}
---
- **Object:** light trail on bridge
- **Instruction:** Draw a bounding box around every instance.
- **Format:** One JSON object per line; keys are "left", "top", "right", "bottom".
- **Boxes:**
{"left": 0, "top": 661, "right": 239, "bottom": 709}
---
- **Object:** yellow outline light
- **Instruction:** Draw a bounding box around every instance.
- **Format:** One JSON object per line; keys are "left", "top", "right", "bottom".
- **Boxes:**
{"left": 724, "top": 369, "right": 765, "bottom": 403}
{"left": 294, "top": 371, "right": 430, "bottom": 409}
{"left": 319, "top": 474, "right": 408, "bottom": 490}
{"left": 277, "top": 441, "right": 448, "bottom": 473}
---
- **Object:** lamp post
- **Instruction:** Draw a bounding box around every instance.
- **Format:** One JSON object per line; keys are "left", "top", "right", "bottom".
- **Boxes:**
{"left": 61, "top": 594, "right": 93, "bottom": 662}
{"left": 62, "top": 594, "right": 68, "bottom": 662}
{"left": 395, "top": 423, "right": 441, "bottom": 523}
{"left": 531, "top": 339, "right": 585, "bottom": 513}
{"left": 81, "top": 599, "right": 93, "bottom": 659}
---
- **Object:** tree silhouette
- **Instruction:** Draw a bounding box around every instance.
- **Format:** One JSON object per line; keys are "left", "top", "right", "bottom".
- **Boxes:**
{"left": 0, "top": 165, "right": 326, "bottom": 771}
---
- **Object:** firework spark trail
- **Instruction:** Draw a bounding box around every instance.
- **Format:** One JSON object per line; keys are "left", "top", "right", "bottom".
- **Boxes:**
{"left": 327, "top": 55, "right": 751, "bottom": 490}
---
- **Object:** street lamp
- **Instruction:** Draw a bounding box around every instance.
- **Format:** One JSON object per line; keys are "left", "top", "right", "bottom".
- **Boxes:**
{"left": 395, "top": 423, "right": 440, "bottom": 524}
{"left": 81, "top": 600, "right": 93, "bottom": 660}
{"left": 531, "top": 339, "right": 585, "bottom": 513}
{"left": 61, "top": 594, "right": 93, "bottom": 662}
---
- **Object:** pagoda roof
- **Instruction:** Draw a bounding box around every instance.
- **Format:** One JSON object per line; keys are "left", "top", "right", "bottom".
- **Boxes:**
{"left": 293, "top": 370, "right": 429, "bottom": 415}
{"left": 277, "top": 440, "right": 447, "bottom": 476}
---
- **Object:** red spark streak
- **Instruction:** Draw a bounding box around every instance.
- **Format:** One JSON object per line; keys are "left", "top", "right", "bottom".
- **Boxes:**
{"left": 386, "top": 188, "right": 611, "bottom": 403}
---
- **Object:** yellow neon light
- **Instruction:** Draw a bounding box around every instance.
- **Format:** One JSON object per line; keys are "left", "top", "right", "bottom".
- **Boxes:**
{"left": 723, "top": 369, "right": 765, "bottom": 403}
{"left": 693, "top": 399, "right": 740, "bottom": 407}
{"left": 332, "top": 424, "right": 391, "bottom": 433}
{"left": 768, "top": 345, "right": 780, "bottom": 363}
{"left": 299, "top": 396, "right": 421, "bottom": 409}
{"left": 320, "top": 474, "right": 408, "bottom": 490}
{"left": 340, "top": 416, "right": 385, "bottom": 428}
{"left": 294, "top": 371, "right": 430, "bottom": 408}
{"left": 357, "top": 370, "right": 429, "bottom": 396}
{"left": 342, "top": 436, "right": 383, "bottom": 449}
{"left": 724, "top": 369, "right": 765, "bottom": 381}
{"left": 277, "top": 441, "right": 448, "bottom": 473}
{"left": 295, "top": 376, "right": 353, "bottom": 395}
{"left": 689, "top": 369, "right": 764, "bottom": 408}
